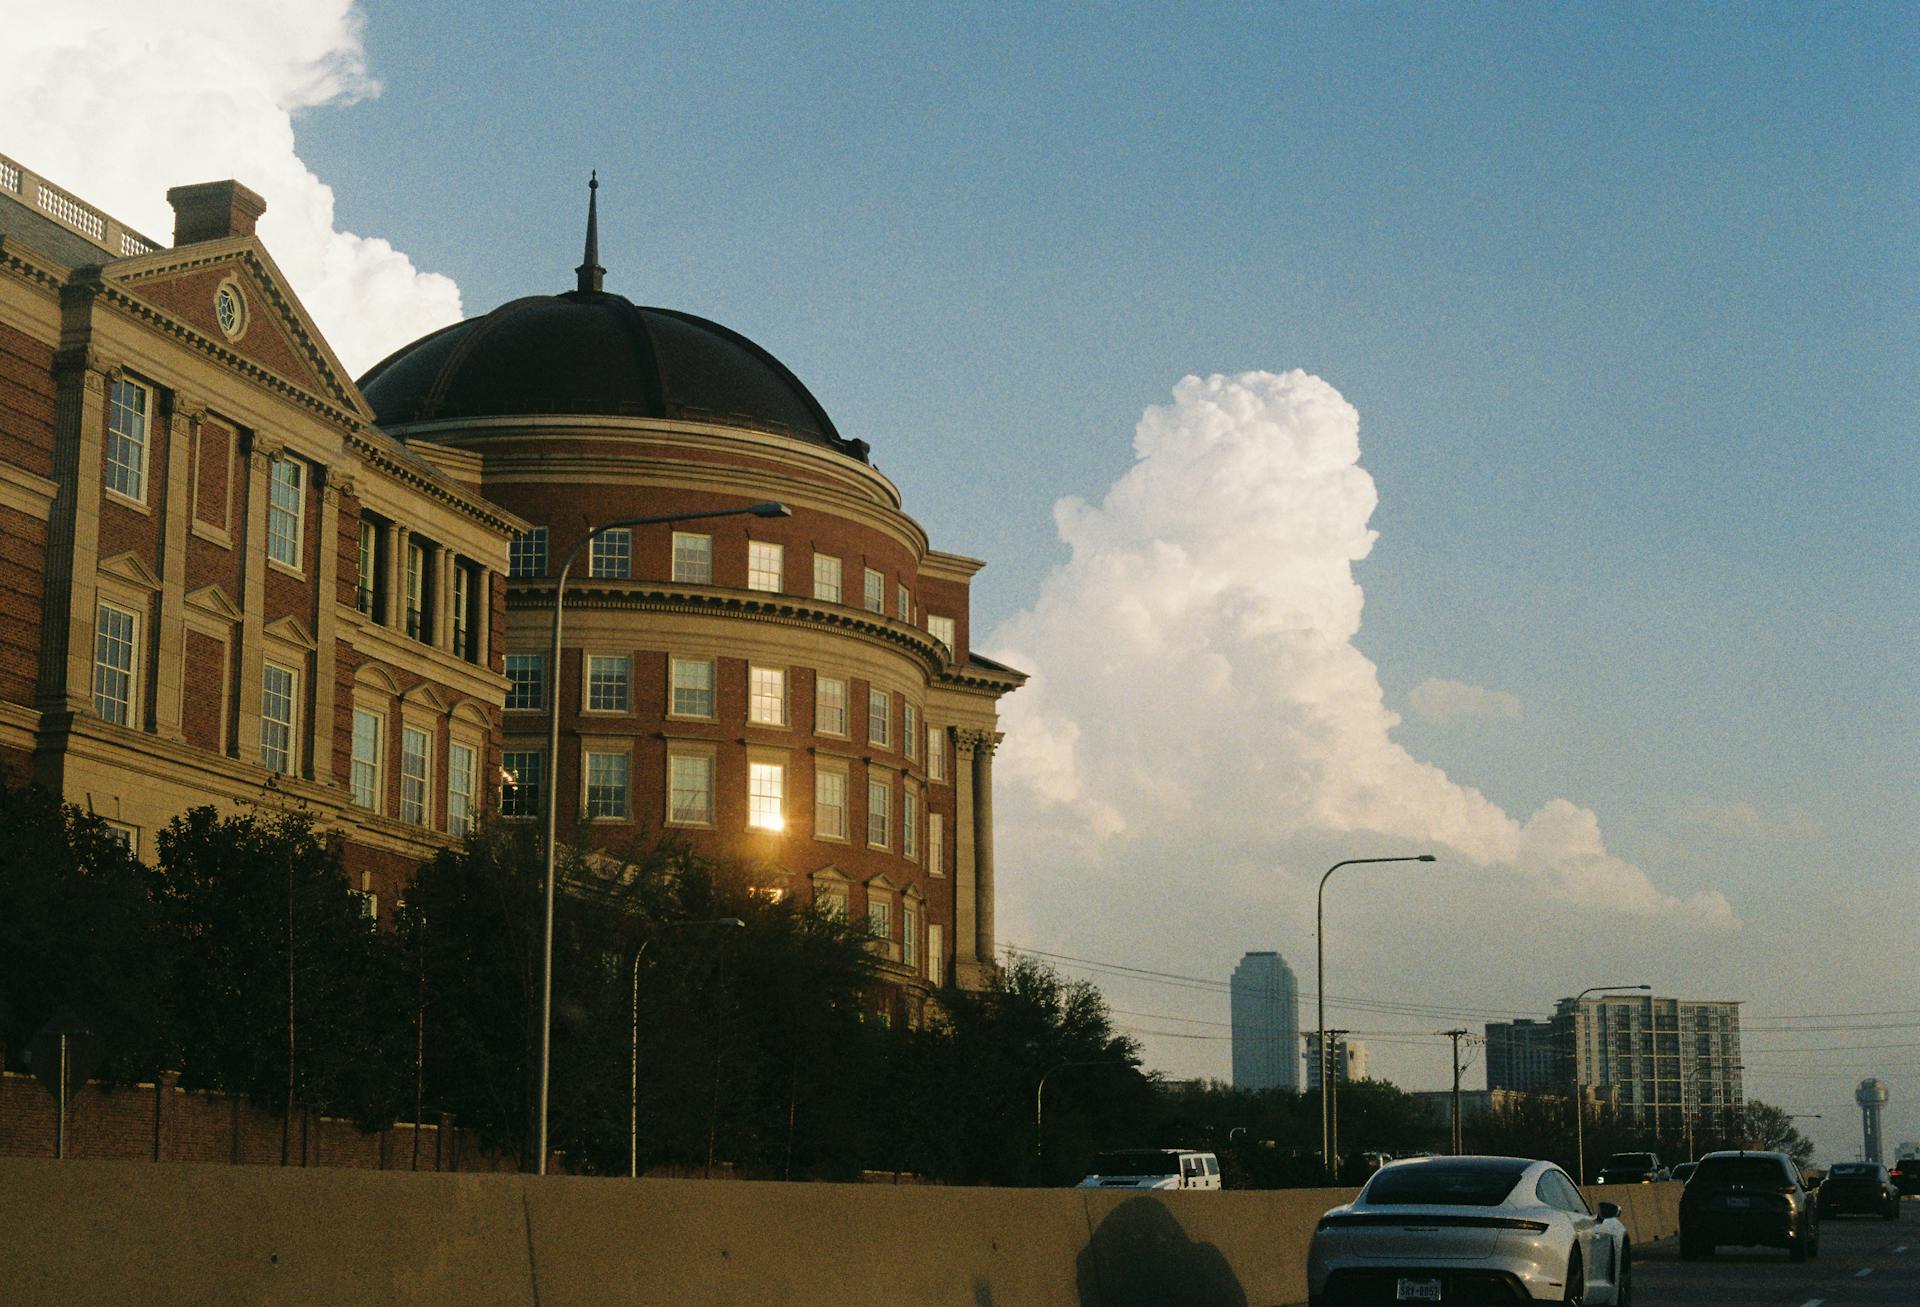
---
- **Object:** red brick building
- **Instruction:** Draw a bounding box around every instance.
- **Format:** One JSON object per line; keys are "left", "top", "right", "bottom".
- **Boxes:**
{"left": 0, "top": 156, "right": 1020, "bottom": 1002}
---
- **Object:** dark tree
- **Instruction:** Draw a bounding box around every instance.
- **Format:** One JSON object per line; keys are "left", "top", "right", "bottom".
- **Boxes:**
{"left": 153, "top": 804, "right": 413, "bottom": 1129}
{"left": 0, "top": 779, "right": 170, "bottom": 1080}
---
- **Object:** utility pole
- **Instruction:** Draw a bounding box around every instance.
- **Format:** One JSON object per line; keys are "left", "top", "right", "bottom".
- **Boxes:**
{"left": 1443, "top": 1029, "right": 1468, "bottom": 1155}
{"left": 1327, "top": 1028, "right": 1350, "bottom": 1179}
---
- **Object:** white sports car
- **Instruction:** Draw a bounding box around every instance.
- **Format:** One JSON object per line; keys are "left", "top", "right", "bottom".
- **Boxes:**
{"left": 1307, "top": 1155, "right": 1632, "bottom": 1304}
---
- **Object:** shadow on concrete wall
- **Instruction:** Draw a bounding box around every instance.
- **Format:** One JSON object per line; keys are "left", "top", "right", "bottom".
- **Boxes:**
{"left": 1074, "top": 1197, "right": 1248, "bottom": 1307}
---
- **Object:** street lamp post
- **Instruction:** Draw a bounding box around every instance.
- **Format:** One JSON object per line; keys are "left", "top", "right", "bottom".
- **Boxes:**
{"left": 1568, "top": 983, "right": 1650, "bottom": 1185}
{"left": 1317, "top": 855, "right": 1436, "bottom": 1179}
{"left": 535, "top": 501, "right": 790, "bottom": 1175}
{"left": 630, "top": 917, "right": 746, "bottom": 1178}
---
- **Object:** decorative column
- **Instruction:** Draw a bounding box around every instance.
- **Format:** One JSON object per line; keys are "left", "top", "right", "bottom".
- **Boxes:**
{"left": 235, "top": 435, "right": 279, "bottom": 758}
{"left": 967, "top": 730, "right": 1002, "bottom": 967}
{"left": 953, "top": 731, "right": 979, "bottom": 975}
{"left": 152, "top": 395, "right": 200, "bottom": 741}
{"left": 433, "top": 543, "right": 454, "bottom": 651}
{"left": 388, "top": 524, "right": 409, "bottom": 635}
{"left": 311, "top": 471, "right": 344, "bottom": 782}
{"left": 40, "top": 342, "right": 107, "bottom": 714}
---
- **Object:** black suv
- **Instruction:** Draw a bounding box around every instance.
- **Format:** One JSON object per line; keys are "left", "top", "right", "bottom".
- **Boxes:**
{"left": 1893, "top": 1157, "right": 1920, "bottom": 1197}
{"left": 1819, "top": 1162, "right": 1900, "bottom": 1218}
{"left": 1680, "top": 1150, "right": 1820, "bottom": 1261}
{"left": 1596, "top": 1151, "right": 1669, "bottom": 1184}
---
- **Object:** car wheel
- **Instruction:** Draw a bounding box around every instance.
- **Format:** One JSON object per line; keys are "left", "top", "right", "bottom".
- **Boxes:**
{"left": 1791, "top": 1236, "right": 1810, "bottom": 1262}
{"left": 1563, "top": 1248, "right": 1585, "bottom": 1305}
{"left": 1887, "top": 1198, "right": 1901, "bottom": 1220}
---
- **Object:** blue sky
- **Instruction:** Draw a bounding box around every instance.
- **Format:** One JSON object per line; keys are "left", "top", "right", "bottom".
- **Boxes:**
{"left": 11, "top": 2, "right": 1916, "bottom": 1161}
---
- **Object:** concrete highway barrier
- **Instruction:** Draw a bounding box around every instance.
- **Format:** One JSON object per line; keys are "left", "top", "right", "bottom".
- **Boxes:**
{"left": 0, "top": 1157, "right": 1681, "bottom": 1306}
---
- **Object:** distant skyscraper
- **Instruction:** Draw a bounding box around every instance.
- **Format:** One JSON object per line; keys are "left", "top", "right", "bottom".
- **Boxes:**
{"left": 1486, "top": 1019, "right": 1558, "bottom": 1094}
{"left": 1230, "top": 951, "right": 1300, "bottom": 1091}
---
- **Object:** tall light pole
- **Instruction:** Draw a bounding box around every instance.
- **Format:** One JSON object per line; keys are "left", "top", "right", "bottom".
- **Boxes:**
{"left": 1568, "top": 983, "right": 1650, "bottom": 1185}
{"left": 1317, "top": 854, "right": 1436, "bottom": 1179}
{"left": 631, "top": 917, "right": 745, "bottom": 1178}
{"left": 1035, "top": 1060, "right": 1132, "bottom": 1171}
{"left": 535, "top": 501, "right": 790, "bottom": 1175}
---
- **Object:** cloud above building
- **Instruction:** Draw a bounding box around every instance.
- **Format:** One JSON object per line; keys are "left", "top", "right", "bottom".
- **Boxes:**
{"left": 986, "top": 370, "right": 1732, "bottom": 942}
{"left": 1408, "top": 677, "right": 1522, "bottom": 724}
{"left": 0, "top": 1, "right": 460, "bottom": 375}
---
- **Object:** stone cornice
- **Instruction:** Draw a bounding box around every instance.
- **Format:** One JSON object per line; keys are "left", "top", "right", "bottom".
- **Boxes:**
{"left": 342, "top": 431, "right": 527, "bottom": 538}
{"left": 0, "top": 235, "right": 67, "bottom": 295}
{"left": 507, "top": 579, "right": 952, "bottom": 676}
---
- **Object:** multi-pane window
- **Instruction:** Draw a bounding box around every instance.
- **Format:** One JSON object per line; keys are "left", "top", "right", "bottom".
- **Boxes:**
{"left": 585, "top": 751, "right": 630, "bottom": 819}
{"left": 815, "top": 767, "right": 848, "bottom": 839}
{"left": 748, "top": 761, "right": 785, "bottom": 831}
{"left": 401, "top": 727, "right": 430, "bottom": 825}
{"left": 670, "top": 657, "right": 714, "bottom": 718}
{"left": 902, "top": 788, "right": 919, "bottom": 860}
{"left": 897, "top": 583, "right": 910, "bottom": 621}
{"left": 356, "top": 518, "right": 380, "bottom": 616}
{"left": 867, "top": 688, "right": 891, "bottom": 747}
{"left": 448, "top": 742, "right": 476, "bottom": 837}
{"left": 928, "top": 726, "right": 947, "bottom": 781}
{"left": 502, "top": 749, "right": 543, "bottom": 818}
{"left": 867, "top": 777, "right": 891, "bottom": 848}
{"left": 260, "top": 663, "right": 297, "bottom": 774}
{"left": 747, "top": 540, "right": 783, "bottom": 592}
{"left": 904, "top": 703, "right": 919, "bottom": 762}
{"left": 748, "top": 666, "right": 786, "bottom": 726}
{"left": 505, "top": 654, "right": 545, "bottom": 710}
{"left": 863, "top": 568, "right": 885, "bottom": 614}
{"left": 903, "top": 902, "right": 920, "bottom": 968}
{"left": 668, "top": 752, "right": 715, "bottom": 826}
{"left": 816, "top": 676, "right": 848, "bottom": 736}
{"left": 587, "top": 654, "right": 631, "bottom": 711}
{"left": 868, "top": 896, "right": 891, "bottom": 941}
{"left": 350, "top": 709, "right": 382, "bottom": 810}
{"left": 405, "top": 540, "right": 427, "bottom": 639}
{"left": 509, "top": 527, "right": 548, "bottom": 578}
{"left": 267, "top": 457, "right": 304, "bottom": 568}
{"left": 672, "top": 532, "right": 712, "bottom": 584}
{"left": 928, "top": 924, "right": 944, "bottom": 984}
{"left": 929, "top": 813, "right": 945, "bottom": 877}
{"left": 812, "top": 553, "right": 842, "bottom": 603}
{"left": 590, "top": 528, "right": 632, "bottom": 579}
{"left": 815, "top": 881, "right": 848, "bottom": 920}
{"left": 928, "top": 615, "right": 955, "bottom": 653}
{"left": 92, "top": 602, "right": 137, "bottom": 725}
{"left": 105, "top": 378, "right": 148, "bottom": 501}
{"left": 450, "top": 564, "right": 472, "bottom": 660}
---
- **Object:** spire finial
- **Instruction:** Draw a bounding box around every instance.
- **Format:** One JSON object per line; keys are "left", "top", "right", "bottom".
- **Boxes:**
{"left": 575, "top": 170, "right": 605, "bottom": 294}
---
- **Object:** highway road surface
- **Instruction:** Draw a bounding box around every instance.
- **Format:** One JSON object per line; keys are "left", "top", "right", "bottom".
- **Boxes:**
{"left": 1632, "top": 1208, "right": 1918, "bottom": 1306}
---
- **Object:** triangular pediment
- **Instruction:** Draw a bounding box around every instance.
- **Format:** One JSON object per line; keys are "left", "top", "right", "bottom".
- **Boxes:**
{"left": 811, "top": 865, "right": 853, "bottom": 887}
{"left": 263, "top": 614, "right": 318, "bottom": 651}
{"left": 184, "top": 583, "right": 244, "bottom": 623}
{"left": 865, "top": 873, "right": 899, "bottom": 894}
{"left": 401, "top": 681, "right": 451, "bottom": 714}
{"left": 98, "top": 551, "right": 163, "bottom": 592}
{"left": 106, "top": 239, "right": 375, "bottom": 423}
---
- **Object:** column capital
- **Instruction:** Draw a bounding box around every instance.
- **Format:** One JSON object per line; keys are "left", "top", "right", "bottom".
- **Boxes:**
{"left": 52, "top": 345, "right": 108, "bottom": 389}
{"left": 954, "top": 728, "right": 1003, "bottom": 757}
{"left": 246, "top": 433, "right": 287, "bottom": 463}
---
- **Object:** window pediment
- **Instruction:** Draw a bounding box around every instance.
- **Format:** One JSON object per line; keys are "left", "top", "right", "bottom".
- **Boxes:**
{"left": 184, "top": 583, "right": 243, "bottom": 623}
{"left": 98, "top": 551, "right": 163, "bottom": 593}
{"left": 263, "top": 614, "right": 317, "bottom": 652}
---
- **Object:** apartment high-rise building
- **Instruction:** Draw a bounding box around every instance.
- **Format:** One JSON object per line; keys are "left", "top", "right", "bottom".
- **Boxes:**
{"left": 1230, "top": 951, "right": 1300, "bottom": 1091}
{"left": 1304, "top": 1034, "right": 1368, "bottom": 1089}
{"left": 1554, "top": 993, "right": 1743, "bottom": 1136}
{"left": 1485, "top": 1018, "right": 1559, "bottom": 1094}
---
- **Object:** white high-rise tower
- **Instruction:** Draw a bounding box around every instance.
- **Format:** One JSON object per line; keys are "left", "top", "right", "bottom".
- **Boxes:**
{"left": 1231, "top": 951, "right": 1300, "bottom": 1091}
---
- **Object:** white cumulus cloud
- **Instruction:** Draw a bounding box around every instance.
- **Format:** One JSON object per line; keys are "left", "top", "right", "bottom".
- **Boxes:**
{"left": 1409, "top": 677, "right": 1522, "bottom": 724}
{"left": 0, "top": 1, "right": 460, "bottom": 375}
{"left": 987, "top": 370, "right": 1732, "bottom": 926}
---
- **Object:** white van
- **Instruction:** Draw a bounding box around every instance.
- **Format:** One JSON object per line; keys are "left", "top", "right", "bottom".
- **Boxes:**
{"left": 1075, "top": 1147, "right": 1222, "bottom": 1190}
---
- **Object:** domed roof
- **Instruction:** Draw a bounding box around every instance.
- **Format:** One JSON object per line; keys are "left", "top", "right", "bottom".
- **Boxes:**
{"left": 357, "top": 291, "right": 862, "bottom": 459}
{"left": 356, "top": 177, "right": 864, "bottom": 461}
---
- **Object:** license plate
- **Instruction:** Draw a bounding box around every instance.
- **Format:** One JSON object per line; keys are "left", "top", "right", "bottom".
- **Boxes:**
{"left": 1396, "top": 1278, "right": 1443, "bottom": 1302}
{"left": 1726, "top": 1196, "right": 1750, "bottom": 1208}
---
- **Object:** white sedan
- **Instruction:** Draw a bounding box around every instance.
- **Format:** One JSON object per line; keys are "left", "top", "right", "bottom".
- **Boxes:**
{"left": 1307, "top": 1155, "right": 1631, "bottom": 1304}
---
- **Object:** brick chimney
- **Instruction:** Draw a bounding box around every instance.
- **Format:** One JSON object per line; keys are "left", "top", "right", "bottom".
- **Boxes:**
{"left": 165, "top": 180, "right": 268, "bottom": 246}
